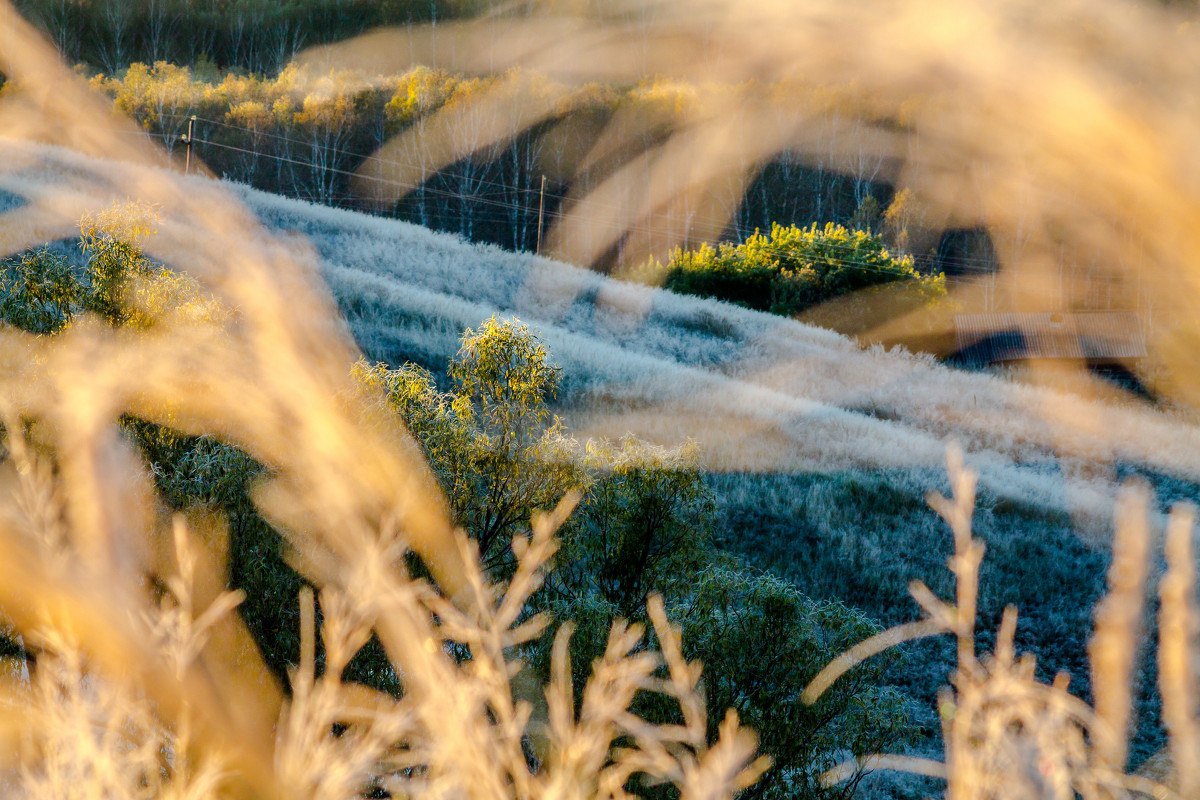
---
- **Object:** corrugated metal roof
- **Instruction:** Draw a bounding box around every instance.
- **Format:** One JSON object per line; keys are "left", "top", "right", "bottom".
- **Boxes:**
{"left": 953, "top": 312, "right": 1146, "bottom": 365}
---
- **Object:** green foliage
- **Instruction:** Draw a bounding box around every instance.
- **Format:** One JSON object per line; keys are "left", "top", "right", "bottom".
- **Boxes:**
{"left": 125, "top": 418, "right": 260, "bottom": 509}
{"left": 451, "top": 315, "right": 562, "bottom": 438}
{"left": 356, "top": 319, "right": 916, "bottom": 794}
{"left": 79, "top": 216, "right": 156, "bottom": 327}
{"left": 124, "top": 418, "right": 296, "bottom": 685}
{"left": 554, "top": 436, "right": 714, "bottom": 618}
{"left": 0, "top": 204, "right": 223, "bottom": 334}
{"left": 1, "top": 226, "right": 918, "bottom": 791}
{"left": 0, "top": 249, "right": 80, "bottom": 334}
{"left": 675, "top": 569, "right": 914, "bottom": 800}
{"left": 0, "top": 213, "right": 252, "bottom": 523}
{"left": 359, "top": 316, "right": 579, "bottom": 571}
{"left": 354, "top": 358, "right": 484, "bottom": 544}
{"left": 355, "top": 359, "right": 475, "bottom": 446}
{"left": 658, "top": 222, "right": 945, "bottom": 324}
{"left": 0, "top": 210, "right": 304, "bottom": 688}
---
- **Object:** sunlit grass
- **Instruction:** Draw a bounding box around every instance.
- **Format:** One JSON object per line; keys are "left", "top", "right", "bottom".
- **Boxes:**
{"left": 3, "top": 0, "right": 1200, "bottom": 796}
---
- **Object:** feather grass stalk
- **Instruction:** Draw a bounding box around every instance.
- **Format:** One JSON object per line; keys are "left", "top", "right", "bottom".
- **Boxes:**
{"left": 1159, "top": 504, "right": 1199, "bottom": 799}
{"left": 1089, "top": 482, "right": 1152, "bottom": 773}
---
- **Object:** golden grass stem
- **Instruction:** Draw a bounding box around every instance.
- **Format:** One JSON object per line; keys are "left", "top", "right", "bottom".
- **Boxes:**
{"left": 1159, "top": 503, "right": 1199, "bottom": 798}
{"left": 1089, "top": 483, "right": 1152, "bottom": 772}
{"left": 801, "top": 618, "right": 945, "bottom": 705}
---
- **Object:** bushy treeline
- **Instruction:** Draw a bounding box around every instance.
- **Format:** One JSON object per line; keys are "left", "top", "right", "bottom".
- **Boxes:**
{"left": 12, "top": 0, "right": 458, "bottom": 75}
{"left": 0, "top": 218, "right": 915, "bottom": 798}
{"left": 88, "top": 63, "right": 894, "bottom": 264}
{"left": 652, "top": 221, "right": 945, "bottom": 327}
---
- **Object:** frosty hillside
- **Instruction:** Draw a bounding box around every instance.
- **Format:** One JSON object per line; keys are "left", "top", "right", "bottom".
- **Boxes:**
{"left": 248, "top": 164, "right": 1200, "bottom": 511}
{"left": 4, "top": 136, "right": 1197, "bottom": 517}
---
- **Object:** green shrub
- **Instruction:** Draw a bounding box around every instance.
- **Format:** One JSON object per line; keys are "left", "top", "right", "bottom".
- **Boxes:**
{"left": 357, "top": 316, "right": 581, "bottom": 574}
{"left": 658, "top": 222, "right": 945, "bottom": 327}
{"left": 674, "top": 569, "right": 914, "bottom": 800}
{"left": 0, "top": 212, "right": 300, "bottom": 684}
{"left": 0, "top": 248, "right": 80, "bottom": 334}
{"left": 0, "top": 204, "right": 223, "bottom": 334}
{"left": 553, "top": 436, "right": 714, "bottom": 619}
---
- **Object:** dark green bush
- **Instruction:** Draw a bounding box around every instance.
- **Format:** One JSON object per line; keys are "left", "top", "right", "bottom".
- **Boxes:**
{"left": 674, "top": 569, "right": 914, "bottom": 800}
{"left": 553, "top": 437, "right": 714, "bottom": 619}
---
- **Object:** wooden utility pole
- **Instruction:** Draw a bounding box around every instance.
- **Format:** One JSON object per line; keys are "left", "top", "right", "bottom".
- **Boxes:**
{"left": 536, "top": 174, "right": 547, "bottom": 255}
{"left": 181, "top": 115, "right": 196, "bottom": 175}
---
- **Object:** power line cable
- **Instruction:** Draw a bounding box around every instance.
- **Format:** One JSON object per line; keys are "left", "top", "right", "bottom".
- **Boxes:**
{"left": 144, "top": 108, "right": 988, "bottom": 274}
{"left": 199, "top": 133, "right": 994, "bottom": 284}
{"left": 177, "top": 118, "right": 1011, "bottom": 281}
{"left": 112, "top": 113, "right": 1043, "bottom": 277}
{"left": 190, "top": 114, "right": 1005, "bottom": 272}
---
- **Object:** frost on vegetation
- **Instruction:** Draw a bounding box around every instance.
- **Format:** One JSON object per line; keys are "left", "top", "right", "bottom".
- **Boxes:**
{"left": 353, "top": 318, "right": 919, "bottom": 800}
{"left": 0, "top": 223, "right": 766, "bottom": 800}
{"left": 0, "top": 126, "right": 762, "bottom": 800}
{"left": 212, "top": 175, "right": 1200, "bottom": 501}
{"left": 805, "top": 445, "right": 1200, "bottom": 799}
{"left": 8, "top": 143, "right": 1197, "bottom": 501}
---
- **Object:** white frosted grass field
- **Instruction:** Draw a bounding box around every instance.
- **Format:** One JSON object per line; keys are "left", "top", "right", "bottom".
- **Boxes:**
{"left": 3, "top": 137, "right": 1198, "bottom": 520}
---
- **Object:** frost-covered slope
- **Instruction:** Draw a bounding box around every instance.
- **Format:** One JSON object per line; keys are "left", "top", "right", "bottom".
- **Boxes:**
{"left": 4, "top": 138, "right": 1199, "bottom": 518}
{"left": 238, "top": 186, "right": 1200, "bottom": 513}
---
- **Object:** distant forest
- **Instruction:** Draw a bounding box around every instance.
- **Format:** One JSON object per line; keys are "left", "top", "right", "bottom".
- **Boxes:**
{"left": 92, "top": 64, "right": 921, "bottom": 271}
{"left": 11, "top": 0, "right": 457, "bottom": 74}
{"left": 11, "top": 0, "right": 995, "bottom": 274}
